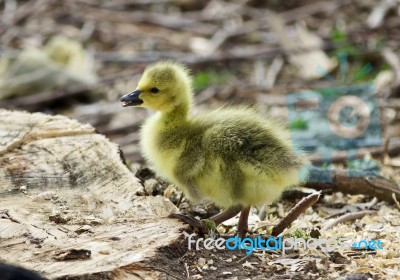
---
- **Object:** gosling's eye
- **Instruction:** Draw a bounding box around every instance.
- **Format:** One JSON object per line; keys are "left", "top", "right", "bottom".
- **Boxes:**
{"left": 150, "top": 87, "right": 159, "bottom": 94}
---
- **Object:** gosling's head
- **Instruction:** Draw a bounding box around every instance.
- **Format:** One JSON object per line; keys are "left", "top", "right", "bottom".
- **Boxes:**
{"left": 121, "top": 61, "right": 192, "bottom": 112}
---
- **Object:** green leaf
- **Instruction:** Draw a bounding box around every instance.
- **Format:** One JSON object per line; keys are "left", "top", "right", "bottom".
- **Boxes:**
{"left": 289, "top": 118, "right": 309, "bottom": 130}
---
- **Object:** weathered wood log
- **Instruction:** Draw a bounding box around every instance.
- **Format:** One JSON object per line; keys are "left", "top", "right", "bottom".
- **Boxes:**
{"left": 0, "top": 109, "right": 187, "bottom": 279}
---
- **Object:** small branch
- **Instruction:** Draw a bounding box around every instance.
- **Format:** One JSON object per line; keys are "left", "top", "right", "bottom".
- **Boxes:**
{"left": 271, "top": 192, "right": 321, "bottom": 236}
{"left": 265, "top": 57, "right": 284, "bottom": 89}
{"left": 392, "top": 193, "right": 400, "bottom": 210}
{"left": 322, "top": 210, "right": 377, "bottom": 231}
{"left": 382, "top": 48, "right": 400, "bottom": 85}
{"left": 184, "top": 262, "right": 190, "bottom": 279}
{"left": 96, "top": 39, "right": 359, "bottom": 67}
{"left": 305, "top": 167, "right": 400, "bottom": 204}
{"left": 76, "top": 4, "right": 218, "bottom": 36}
{"left": 379, "top": 98, "right": 400, "bottom": 109}
{"left": 0, "top": 0, "right": 51, "bottom": 35}
{"left": 308, "top": 137, "right": 400, "bottom": 163}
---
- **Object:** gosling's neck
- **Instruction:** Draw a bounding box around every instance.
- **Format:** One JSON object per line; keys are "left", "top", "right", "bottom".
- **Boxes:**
{"left": 159, "top": 102, "right": 191, "bottom": 126}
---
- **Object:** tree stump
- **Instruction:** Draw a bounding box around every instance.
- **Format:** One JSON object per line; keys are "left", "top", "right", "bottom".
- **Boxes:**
{"left": 0, "top": 109, "right": 187, "bottom": 279}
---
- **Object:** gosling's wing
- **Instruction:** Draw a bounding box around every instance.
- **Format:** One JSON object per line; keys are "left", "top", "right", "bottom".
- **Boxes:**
{"left": 200, "top": 114, "right": 304, "bottom": 172}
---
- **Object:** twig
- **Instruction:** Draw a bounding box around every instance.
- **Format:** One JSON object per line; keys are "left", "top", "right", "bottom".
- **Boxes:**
{"left": 75, "top": 4, "right": 218, "bottom": 36}
{"left": 279, "top": 0, "right": 350, "bottom": 23}
{"left": 99, "top": 121, "right": 141, "bottom": 136}
{"left": 94, "top": 39, "right": 371, "bottom": 67}
{"left": 257, "top": 205, "right": 267, "bottom": 221}
{"left": 308, "top": 137, "right": 400, "bottom": 163}
{"left": 346, "top": 251, "right": 376, "bottom": 257}
{"left": 254, "top": 60, "right": 266, "bottom": 88}
{"left": 203, "top": 20, "right": 263, "bottom": 55}
{"left": 184, "top": 262, "right": 190, "bottom": 279}
{"left": 382, "top": 48, "right": 400, "bottom": 85}
{"left": 380, "top": 98, "right": 400, "bottom": 109}
{"left": 237, "top": 254, "right": 252, "bottom": 264}
{"left": 366, "top": 0, "right": 396, "bottom": 29}
{"left": 95, "top": 44, "right": 336, "bottom": 66}
{"left": 0, "top": 0, "right": 51, "bottom": 35}
{"left": 322, "top": 210, "right": 377, "bottom": 231}
{"left": 305, "top": 167, "right": 400, "bottom": 203}
{"left": 175, "top": 193, "right": 184, "bottom": 208}
{"left": 271, "top": 192, "right": 321, "bottom": 236}
{"left": 2, "top": 0, "right": 17, "bottom": 25}
{"left": 265, "top": 57, "right": 284, "bottom": 89}
{"left": 392, "top": 193, "right": 400, "bottom": 210}
{"left": 99, "top": 0, "right": 173, "bottom": 7}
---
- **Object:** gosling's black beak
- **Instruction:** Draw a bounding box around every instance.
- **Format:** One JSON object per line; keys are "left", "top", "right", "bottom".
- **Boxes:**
{"left": 120, "top": 90, "right": 143, "bottom": 107}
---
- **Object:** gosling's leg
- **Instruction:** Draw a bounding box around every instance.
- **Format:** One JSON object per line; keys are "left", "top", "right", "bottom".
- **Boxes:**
{"left": 237, "top": 206, "right": 251, "bottom": 238}
{"left": 209, "top": 205, "right": 242, "bottom": 225}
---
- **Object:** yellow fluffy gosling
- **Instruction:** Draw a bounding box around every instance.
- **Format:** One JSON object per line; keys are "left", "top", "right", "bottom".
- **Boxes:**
{"left": 121, "top": 61, "right": 309, "bottom": 236}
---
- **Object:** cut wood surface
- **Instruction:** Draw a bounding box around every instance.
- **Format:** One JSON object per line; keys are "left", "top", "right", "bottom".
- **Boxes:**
{"left": 0, "top": 109, "right": 187, "bottom": 279}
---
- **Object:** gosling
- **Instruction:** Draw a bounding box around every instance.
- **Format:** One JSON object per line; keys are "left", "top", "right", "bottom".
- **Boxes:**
{"left": 121, "top": 61, "right": 309, "bottom": 237}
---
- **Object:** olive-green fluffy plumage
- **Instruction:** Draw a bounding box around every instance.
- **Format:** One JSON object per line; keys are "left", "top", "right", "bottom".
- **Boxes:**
{"left": 121, "top": 61, "right": 309, "bottom": 231}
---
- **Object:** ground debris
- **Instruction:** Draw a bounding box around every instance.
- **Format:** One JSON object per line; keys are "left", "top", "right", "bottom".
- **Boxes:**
{"left": 53, "top": 249, "right": 91, "bottom": 261}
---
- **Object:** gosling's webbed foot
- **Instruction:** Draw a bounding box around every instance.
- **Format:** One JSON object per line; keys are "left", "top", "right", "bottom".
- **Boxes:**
{"left": 170, "top": 206, "right": 252, "bottom": 238}
{"left": 169, "top": 213, "right": 214, "bottom": 235}
{"left": 208, "top": 205, "right": 252, "bottom": 238}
